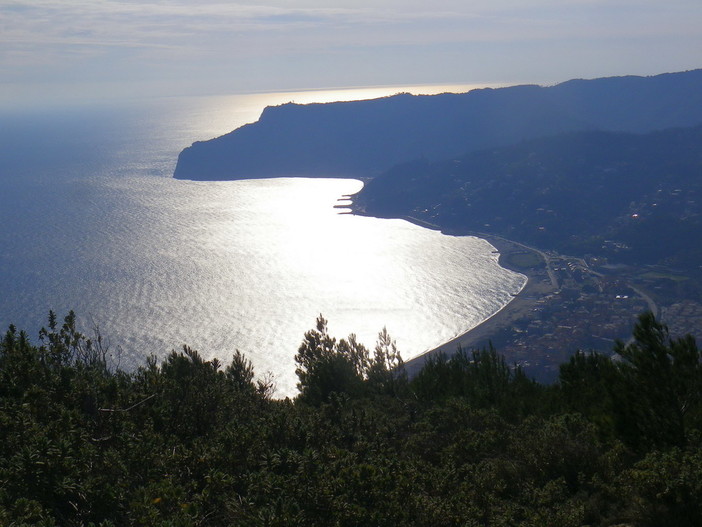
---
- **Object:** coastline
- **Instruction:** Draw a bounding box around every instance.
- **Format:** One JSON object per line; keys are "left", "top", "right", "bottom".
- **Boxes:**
{"left": 346, "top": 208, "right": 559, "bottom": 377}
{"left": 403, "top": 231, "right": 558, "bottom": 377}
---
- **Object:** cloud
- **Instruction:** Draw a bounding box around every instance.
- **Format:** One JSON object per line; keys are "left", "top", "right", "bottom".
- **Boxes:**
{"left": 0, "top": 0, "right": 492, "bottom": 78}
{"left": 4, "top": 0, "right": 695, "bottom": 55}
{"left": 1, "top": 0, "right": 700, "bottom": 102}
{"left": 0, "top": 1, "right": 482, "bottom": 50}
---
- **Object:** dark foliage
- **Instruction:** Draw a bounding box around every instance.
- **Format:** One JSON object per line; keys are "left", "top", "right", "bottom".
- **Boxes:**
{"left": 1, "top": 311, "right": 701, "bottom": 525}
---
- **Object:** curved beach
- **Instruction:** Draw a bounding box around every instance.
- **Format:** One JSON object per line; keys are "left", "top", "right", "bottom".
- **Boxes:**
{"left": 405, "top": 234, "right": 558, "bottom": 377}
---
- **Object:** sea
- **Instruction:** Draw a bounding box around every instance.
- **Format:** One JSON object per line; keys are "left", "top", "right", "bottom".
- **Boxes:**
{"left": 0, "top": 85, "right": 526, "bottom": 397}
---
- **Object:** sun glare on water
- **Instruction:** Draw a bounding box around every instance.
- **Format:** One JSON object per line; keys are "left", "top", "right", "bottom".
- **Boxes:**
{"left": 260, "top": 83, "right": 501, "bottom": 105}
{"left": 190, "top": 83, "right": 506, "bottom": 140}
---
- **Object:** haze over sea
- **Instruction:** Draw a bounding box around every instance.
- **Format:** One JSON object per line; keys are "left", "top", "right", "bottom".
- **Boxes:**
{"left": 0, "top": 86, "right": 525, "bottom": 397}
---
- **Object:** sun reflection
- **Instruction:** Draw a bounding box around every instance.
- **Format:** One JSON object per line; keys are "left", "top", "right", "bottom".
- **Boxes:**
{"left": 201, "top": 83, "right": 508, "bottom": 136}
{"left": 263, "top": 83, "right": 500, "bottom": 105}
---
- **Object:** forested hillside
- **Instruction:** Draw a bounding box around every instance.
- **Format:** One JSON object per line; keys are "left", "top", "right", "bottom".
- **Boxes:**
{"left": 354, "top": 125, "right": 702, "bottom": 272}
{"left": 2, "top": 311, "right": 701, "bottom": 526}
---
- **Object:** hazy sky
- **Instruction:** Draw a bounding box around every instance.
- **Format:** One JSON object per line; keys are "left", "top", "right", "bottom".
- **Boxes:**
{"left": 2, "top": 0, "right": 701, "bottom": 105}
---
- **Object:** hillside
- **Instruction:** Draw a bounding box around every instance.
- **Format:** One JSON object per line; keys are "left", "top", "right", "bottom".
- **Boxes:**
{"left": 353, "top": 125, "right": 702, "bottom": 271}
{"left": 174, "top": 70, "right": 702, "bottom": 181}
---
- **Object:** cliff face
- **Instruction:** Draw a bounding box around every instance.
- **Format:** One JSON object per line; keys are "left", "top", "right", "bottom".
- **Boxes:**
{"left": 174, "top": 70, "right": 702, "bottom": 181}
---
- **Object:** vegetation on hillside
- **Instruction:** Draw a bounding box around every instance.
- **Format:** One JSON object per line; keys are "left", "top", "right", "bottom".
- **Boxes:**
{"left": 354, "top": 125, "right": 702, "bottom": 273}
{"left": 2, "top": 311, "right": 701, "bottom": 526}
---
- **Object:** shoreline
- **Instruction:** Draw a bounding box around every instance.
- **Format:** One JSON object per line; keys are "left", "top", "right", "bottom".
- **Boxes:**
{"left": 346, "top": 208, "right": 559, "bottom": 377}
{"left": 403, "top": 230, "right": 558, "bottom": 377}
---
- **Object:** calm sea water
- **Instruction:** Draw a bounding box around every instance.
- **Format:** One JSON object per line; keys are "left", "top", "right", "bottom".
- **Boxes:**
{"left": 0, "top": 88, "right": 525, "bottom": 396}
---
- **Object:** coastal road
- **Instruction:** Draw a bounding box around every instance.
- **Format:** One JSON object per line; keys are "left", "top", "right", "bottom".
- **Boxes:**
{"left": 472, "top": 231, "right": 559, "bottom": 290}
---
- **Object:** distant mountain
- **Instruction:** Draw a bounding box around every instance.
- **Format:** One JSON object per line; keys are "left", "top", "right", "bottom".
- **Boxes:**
{"left": 353, "top": 125, "right": 702, "bottom": 270}
{"left": 174, "top": 70, "right": 702, "bottom": 181}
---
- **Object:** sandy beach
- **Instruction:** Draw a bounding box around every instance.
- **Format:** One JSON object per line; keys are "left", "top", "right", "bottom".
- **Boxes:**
{"left": 404, "top": 233, "right": 558, "bottom": 377}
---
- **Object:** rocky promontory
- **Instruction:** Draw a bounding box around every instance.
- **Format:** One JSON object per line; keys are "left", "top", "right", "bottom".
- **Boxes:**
{"left": 174, "top": 70, "right": 702, "bottom": 181}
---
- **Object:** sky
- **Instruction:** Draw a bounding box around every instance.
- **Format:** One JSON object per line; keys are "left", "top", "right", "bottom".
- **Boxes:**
{"left": 2, "top": 0, "right": 701, "bottom": 106}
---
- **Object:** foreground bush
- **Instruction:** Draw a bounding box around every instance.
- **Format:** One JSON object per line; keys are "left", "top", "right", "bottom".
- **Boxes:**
{"left": 0, "top": 311, "right": 700, "bottom": 526}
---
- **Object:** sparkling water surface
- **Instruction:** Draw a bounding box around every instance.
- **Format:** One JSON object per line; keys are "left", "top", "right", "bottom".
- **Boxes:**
{"left": 0, "top": 87, "right": 525, "bottom": 396}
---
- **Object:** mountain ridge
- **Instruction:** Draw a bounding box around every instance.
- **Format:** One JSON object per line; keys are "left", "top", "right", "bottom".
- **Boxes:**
{"left": 174, "top": 69, "right": 702, "bottom": 181}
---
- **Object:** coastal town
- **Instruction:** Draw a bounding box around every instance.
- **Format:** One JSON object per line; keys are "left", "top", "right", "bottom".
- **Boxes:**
{"left": 412, "top": 234, "right": 702, "bottom": 382}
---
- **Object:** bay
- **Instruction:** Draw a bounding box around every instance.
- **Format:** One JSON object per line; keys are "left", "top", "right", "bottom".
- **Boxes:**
{"left": 0, "top": 86, "right": 525, "bottom": 397}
